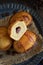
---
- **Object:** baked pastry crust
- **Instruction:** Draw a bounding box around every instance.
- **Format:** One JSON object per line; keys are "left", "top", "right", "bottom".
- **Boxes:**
{"left": 13, "top": 30, "right": 37, "bottom": 53}
{"left": 0, "top": 27, "right": 12, "bottom": 51}
{"left": 0, "top": 26, "right": 8, "bottom": 36}
{"left": 10, "top": 11, "right": 32, "bottom": 26}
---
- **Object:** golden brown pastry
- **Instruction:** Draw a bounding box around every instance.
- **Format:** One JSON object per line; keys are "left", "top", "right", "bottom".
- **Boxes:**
{"left": 13, "top": 30, "right": 37, "bottom": 53}
{"left": 10, "top": 11, "right": 32, "bottom": 26}
{"left": 0, "top": 27, "right": 12, "bottom": 51}
{"left": 0, "top": 26, "right": 8, "bottom": 37}
{"left": 8, "top": 21, "right": 27, "bottom": 41}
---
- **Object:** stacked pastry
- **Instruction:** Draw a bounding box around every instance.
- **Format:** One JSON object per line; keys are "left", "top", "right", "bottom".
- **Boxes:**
{"left": 0, "top": 11, "right": 37, "bottom": 53}
{"left": 8, "top": 11, "right": 32, "bottom": 41}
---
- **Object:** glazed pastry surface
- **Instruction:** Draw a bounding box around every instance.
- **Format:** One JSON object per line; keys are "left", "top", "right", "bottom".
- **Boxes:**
{"left": 0, "top": 27, "right": 12, "bottom": 51}
{"left": 13, "top": 30, "right": 37, "bottom": 53}
{"left": 10, "top": 11, "right": 32, "bottom": 26}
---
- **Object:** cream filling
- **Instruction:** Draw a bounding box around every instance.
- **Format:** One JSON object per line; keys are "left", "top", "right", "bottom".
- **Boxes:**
{"left": 10, "top": 21, "right": 27, "bottom": 41}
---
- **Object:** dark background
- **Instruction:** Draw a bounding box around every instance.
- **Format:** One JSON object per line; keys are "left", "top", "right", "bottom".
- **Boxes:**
{"left": 0, "top": 0, "right": 43, "bottom": 19}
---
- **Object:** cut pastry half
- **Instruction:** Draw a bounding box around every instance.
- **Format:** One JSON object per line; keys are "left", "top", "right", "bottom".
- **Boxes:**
{"left": 8, "top": 21, "right": 27, "bottom": 41}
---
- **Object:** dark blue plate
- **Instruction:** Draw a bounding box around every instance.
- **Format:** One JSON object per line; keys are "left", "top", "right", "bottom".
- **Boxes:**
{"left": 14, "top": 52, "right": 43, "bottom": 65}
{"left": 0, "top": 2, "right": 43, "bottom": 65}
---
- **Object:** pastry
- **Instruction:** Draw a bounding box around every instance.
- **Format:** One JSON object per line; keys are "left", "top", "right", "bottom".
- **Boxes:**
{"left": 0, "top": 27, "right": 12, "bottom": 51}
{"left": 13, "top": 30, "right": 37, "bottom": 53}
{"left": 10, "top": 11, "right": 32, "bottom": 26}
{"left": 8, "top": 21, "right": 27, "bottom": 41}
{"left": 0, "top": 36, "right": 12, "bottom": 51}
{"left": 0, "top": 26, "right": 8, "bottom": 37}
